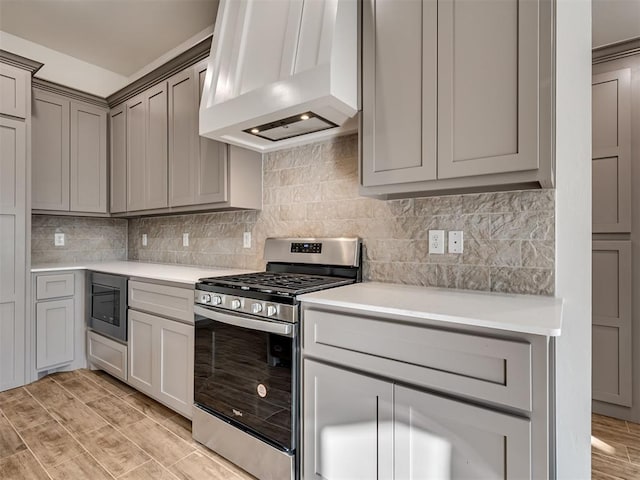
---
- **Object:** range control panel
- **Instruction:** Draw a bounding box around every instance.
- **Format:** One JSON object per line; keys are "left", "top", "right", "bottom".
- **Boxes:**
{"left": 290, "top": 242, "right": 322, "bottom": 254}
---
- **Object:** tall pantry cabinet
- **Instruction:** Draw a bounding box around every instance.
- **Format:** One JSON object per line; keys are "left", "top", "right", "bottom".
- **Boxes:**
{"left": 0, "top": 53, "right": 41, "bottom": 392}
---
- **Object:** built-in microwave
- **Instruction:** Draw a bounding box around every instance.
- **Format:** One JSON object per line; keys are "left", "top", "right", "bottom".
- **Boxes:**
{"left": 87, "top": 271, "right": 127, "bottom": 343}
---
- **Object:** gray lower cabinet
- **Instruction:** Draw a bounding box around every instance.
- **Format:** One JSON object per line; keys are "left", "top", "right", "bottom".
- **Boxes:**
{"left": 126, "top": 83, "right": 168, "bottom": 212}
{"left": 32, "top": 87, "right": 108, "bottom": 214}
{"left": 361, "top": 0, "right": 553, "bottom": 197}
{"left": 35, "top": 298, "right": 74, "bottom": 370}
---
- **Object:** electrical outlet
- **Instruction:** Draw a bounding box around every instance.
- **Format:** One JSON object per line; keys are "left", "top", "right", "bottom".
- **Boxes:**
{"left": 243, "top": 232, "right": 252, "bottom": 249}
{"left": 182, "top": 233, "right": 189, "bottom": 247}
{"left": 448, "top": 230, "right": 464, "bottom": 254}
{"left": 54, "top": 233, "right": 65, "bottom": 247}
{"left": 142, "top": 234, "right": 148, "bottom": 247}
{"left": 428, "top": 230, "right": 445, "bottom": 254}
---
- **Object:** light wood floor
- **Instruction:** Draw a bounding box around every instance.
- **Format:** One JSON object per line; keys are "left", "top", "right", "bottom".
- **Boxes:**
{"left": 592, "top": 413, "right": 640, "bottom": 479}
{"left": 0, "top": 369, "right": 255, "bottom": 479}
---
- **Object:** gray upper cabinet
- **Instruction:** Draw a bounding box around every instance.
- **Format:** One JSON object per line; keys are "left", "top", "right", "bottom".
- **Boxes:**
{"left": 168, "top": 61, "right": 228, "bottom": 207}
{"left": 32, "top": 87, "right": 108, "bottom": 214}
{"left": 126, "top": 83, "right": 168, "bottom": 212}
{"left": 32, "top": 89, "right": 70, "bottom": 211}
{"left": 110, "top": 104, "right": 127, "bottom": 213}
{"left": 591, "top": 69, "right": 631, "bottom": 233}
{"left": 361, "top": 0, "right": 437, "bottom": 187}
{"left": 70, "top": 102, "right": 107, "bottom": 213}
{"left": 0, "top": 63, "right": 28, "bottom": 119}
{"left": 361, "top": 0, "right": 553, "bottom": 197}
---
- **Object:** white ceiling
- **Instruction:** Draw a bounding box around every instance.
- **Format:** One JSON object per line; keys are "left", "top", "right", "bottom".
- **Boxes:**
{"left": 0, "top": 0, "right": 219, "bottom": 76}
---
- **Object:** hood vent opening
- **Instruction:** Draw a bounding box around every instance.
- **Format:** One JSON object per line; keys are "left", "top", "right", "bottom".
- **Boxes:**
{"left": 244, "top": 112, "right": 337, "bottom": 142}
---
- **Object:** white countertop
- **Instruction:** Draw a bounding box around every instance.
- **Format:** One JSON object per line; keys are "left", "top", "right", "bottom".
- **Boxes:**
{"left": 299, "top": 282, "right": 563, "bottom": 337}
{"left": 31, "top": 261, "right": 254, "bottom": 286}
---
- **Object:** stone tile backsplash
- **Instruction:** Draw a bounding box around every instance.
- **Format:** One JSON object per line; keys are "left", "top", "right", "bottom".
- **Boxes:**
{"left": 31, "top": 216, "right": 127, "bottom": 264}
{"left": 128, "top": 134, "right": 555, "bottom": 295}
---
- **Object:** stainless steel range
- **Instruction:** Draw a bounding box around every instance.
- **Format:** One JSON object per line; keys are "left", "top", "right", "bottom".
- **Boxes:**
{"left": 192, "top": 237, "right": 361, "bottom": 480}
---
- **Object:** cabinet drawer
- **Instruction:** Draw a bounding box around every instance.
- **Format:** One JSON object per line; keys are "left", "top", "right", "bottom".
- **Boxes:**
{"left": 128, "top": 280, "right": 193, "bottom": 323}
{"left": 36, "top": 273, "right": 75, "bottom": 300}
{"left": 87, "top": 331, "right": 127, "bottom": 382}
{"left": 303, "top": 308, "right": 532, "bottom": 411}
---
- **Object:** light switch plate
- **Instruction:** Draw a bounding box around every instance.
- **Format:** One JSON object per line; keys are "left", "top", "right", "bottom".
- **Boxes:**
{"left": 428, "top": 230, "right": 445, "bottom": 254}
{"left": 54, "top": 233, "right": 65, "bottom": 246}
{"left": 142, "top": 234, "right": 148, "bottom": 247}
{"left": 243, "top": 232, "right": 252, "bottom": 249}
{"left": 182, "top": 233, "right": 189, "bottom": 247}
{"left": 448, "top": 231, "right": 464, "bottom": 254}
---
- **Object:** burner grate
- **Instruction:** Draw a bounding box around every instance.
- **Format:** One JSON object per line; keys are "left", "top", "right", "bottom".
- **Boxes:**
{"left": 198, "top": 272, "right": 353, "bottom": 295}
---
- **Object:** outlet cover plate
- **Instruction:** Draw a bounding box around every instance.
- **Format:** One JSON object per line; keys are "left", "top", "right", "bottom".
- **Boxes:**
{"left": 142, "top": 234, "right": 148, "bottom": 247}
{"left": 428, "top": 230, "right": 445, "bottom": 254}
{"left": 243, "top": 232, "right": 252, "bottom": 249}
{"left": 54, "top": 233, "right": 65, "bottom": 246}
{"left": 182, "top": 233, "right": 189, "bottom": 247}
{"left": 448, "top": 231, "right": 464, "bottom": 254}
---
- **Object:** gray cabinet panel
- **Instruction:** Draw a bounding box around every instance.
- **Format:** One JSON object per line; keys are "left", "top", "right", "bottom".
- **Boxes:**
{"left": 145, "top": 83, "right": 168, "bottom": 209}
{"left": 394, "top": 385, "right": 531, "bottom": 479}
{"left": 168, "top": 69, "right": 198, "bottom": 207}
{"left": 591, "top": 69, "right": 631, "bottom": 233}
{"left": 110, "top": 104, "right": 127, "bottom": 213}
{"left": 0, "top": 116, "right": 26, "bottom": 391}
{"left": 438, "top": 0, "right": 539, "bottom": 178}
{"left": 0, "top": 64, "right": 27, "bottom": 119}
{"left": 87, "top": 331, "right": 127, "bottom": 382}
{"left": 195, "top": 60, "right": 227, "bottom": 204}
{"left": 35, "top": 298, "right": 74, "bottom": 370}
{"left": 128, "top": 309, "right": 154, "bottom": 396}
{"left": 70, "top": 102, "right": 107, "bottom": 213}
{"left": 128, "top": 280, "right": 193, "bottom": 324}
{"left": 592, "top": 241, "right": 632, "bottom": 406}
{"left": 36, "top": 273, "right": 74, "bottom": 300}
{"left": 126, "top": 94, "right": 146, "bottom": 211}
{"left": 303, "top": 359, "right": 393, "bottom": 480}
{"left": 361, "top": 0, "right": 437, "bottom": 186}
{"left": 32, "top": 89, "right": 70, "bottom": 211}
{"left": 157, "top": 315, "right": 193, "bottom": 418}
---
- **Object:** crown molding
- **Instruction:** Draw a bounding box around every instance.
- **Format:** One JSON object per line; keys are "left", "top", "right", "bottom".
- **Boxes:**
{"left": 32, "top": 78, "right": 109, "bottom": 108}
{"left": 0, "top": 49, "right": 44, "bottom": 74}
{"left": 107, "top": 36, "right": 212, "bottom": 108}
{"left": 593, "top": 37, "right": 640, "bottom": 64}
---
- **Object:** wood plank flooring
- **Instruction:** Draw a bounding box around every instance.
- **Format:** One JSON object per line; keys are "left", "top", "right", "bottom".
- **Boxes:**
{"left": 0, "top": 369, "right": 255, "bottom": 480}
{"left": 592, "top": 413, "right": 640, "bottom": 479}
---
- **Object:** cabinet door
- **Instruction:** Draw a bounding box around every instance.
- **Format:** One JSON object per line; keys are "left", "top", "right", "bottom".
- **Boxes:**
{"left": 361, "top": 0, "right": 437, "bottom": 187}
{"left": 0, "top": 63, "right": 28, "bottom": 119}
{"left": 144, "top": 83, "right": 168, "bottom": 210}
{"left": 70, "top": 101, "right": 107, "bottom": 213}
{"left": 395, "top": 385, "right": 531, "bottom": 479}
{"left": 592, "top": 69, "right": 631, "bottom": 233}
{"left": 168, "top": 69, "right": 198, "bottom": 207}
{"left": 32, "top": 89, "right": 70, "bottom": 211}
{"left": 110, "top": 104, "right": 127, "bottom": 213}
{"left": 303, "top": 359, "right": 393, "bottom": 480}
{"left": 128, "top": 309, "right": 155, "bottom": 396}
{"left": 592, "top": 241, "right": 632, "bottom": 406}
{"left": 126, "top": 94, "right": 146, "bottom": 211}
{"left": 156, "top": 316, "right": 194, "bottom": 418}
{"left": 0, "top": 116, "right": 26, "bottom": 391}
{"left": 437, "top": 0, "right": 539, "bottom": 179}
{"left": 195, "top": 60, "right": 227, "bottom": 204}
{"left": 36, "top": 299, "right": 74, "bottom": 370}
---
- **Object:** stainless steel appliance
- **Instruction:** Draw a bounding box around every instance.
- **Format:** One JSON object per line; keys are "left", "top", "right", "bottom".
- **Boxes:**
{"left": 193, "top": 237, "right": 362, "bottom": 480}
{"left": 87, "top": 271, "right": 127, "bottom": 343}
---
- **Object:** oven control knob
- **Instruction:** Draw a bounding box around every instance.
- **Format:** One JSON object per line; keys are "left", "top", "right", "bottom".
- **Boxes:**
{"left": 266, "top": 305, "right": 277, "bottom": 317}
{"left": 212, "top": 296, "right": 222, "bottom": 306}
{"left": 251, "top": 303, "right": 263, "bottom": 314}
{"left": 202, "top": 294, "right": 211, "bottom": 304}
{"left": 230, "top": 299, "right": 241, "bottom": 309}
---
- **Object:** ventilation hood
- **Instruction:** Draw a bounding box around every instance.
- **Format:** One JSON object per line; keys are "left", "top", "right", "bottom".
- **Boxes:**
{"left": 199, "top": 0, "right": 358, "bottom": 153}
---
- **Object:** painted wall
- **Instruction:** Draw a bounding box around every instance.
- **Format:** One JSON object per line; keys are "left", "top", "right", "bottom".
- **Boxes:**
{"left": 0, "top": 31, "right": 128, "bottom": 97}
{"left": 128, "top": 134, "right": 556, "bottom": 295}
{"left": 31, "top": 216, "right": 127, "bottom": 264}
{"left": 592, "top": 53, "right": 640, "bottom": 423}
{"left": 593, "top": 0, "right": 640, "bottom": 47}
{"left": 554, "top": 0, "right": 593, "bottom": 477}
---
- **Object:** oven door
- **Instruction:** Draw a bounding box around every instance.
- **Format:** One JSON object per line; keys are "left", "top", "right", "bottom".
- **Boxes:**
{"left": 194, "top": 305, "right": 297, "bottom": 453}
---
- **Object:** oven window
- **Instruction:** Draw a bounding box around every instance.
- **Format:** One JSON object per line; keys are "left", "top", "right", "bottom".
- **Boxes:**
{"left": 195, "top": 316, "right": 294, "bottom": 451}
{"left": 91, "top": 284, "right": 120, "bottom": 327}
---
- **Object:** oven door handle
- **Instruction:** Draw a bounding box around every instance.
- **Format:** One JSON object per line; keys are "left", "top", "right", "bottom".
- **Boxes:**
{"left": 194, "top": 306, "right": 294, "bottom": 337}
